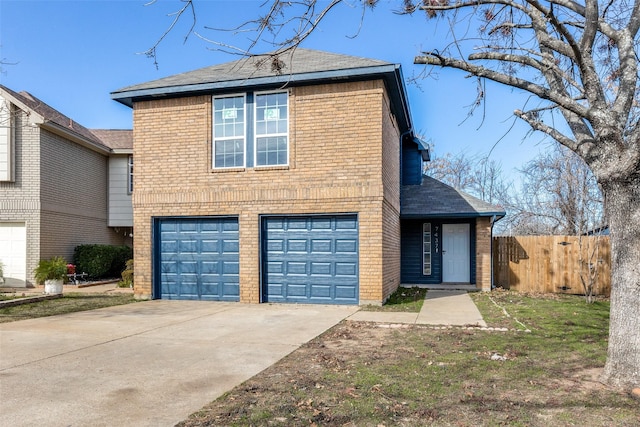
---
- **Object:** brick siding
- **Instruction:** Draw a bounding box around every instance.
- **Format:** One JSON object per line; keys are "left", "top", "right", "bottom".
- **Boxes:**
{"left": 475, "top": 216, "right": 492, "bottom": 291}
{"left": 132, "top": 80, "right": 402, "bottom": 303}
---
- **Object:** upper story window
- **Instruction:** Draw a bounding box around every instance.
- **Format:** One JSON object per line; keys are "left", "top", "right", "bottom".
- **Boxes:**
{"left": 0, "top": 95, "right": 15, "bottom": 182}
{"left": 255, "top": 92, "right": 288, "bottom": 167}
{"left": 213, "top": 94, "right": 246, "bottom": 168}
{"left": 211, "top": 91, "right": 288, "bottom": 170}
{"left": 127, "top": 155, "right": 134, "bottom": 194}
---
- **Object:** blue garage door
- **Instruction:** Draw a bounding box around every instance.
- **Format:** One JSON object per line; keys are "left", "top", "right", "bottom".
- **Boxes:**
{"left": 262, "top": 215, "right": 359, "bottom": 304}
{"left": 156, "top": 217, "right": 239, "bottom": 301}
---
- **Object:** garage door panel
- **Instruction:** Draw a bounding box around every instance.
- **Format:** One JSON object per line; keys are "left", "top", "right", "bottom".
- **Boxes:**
{"left": 222, "top": 239, "right": 239, "bottom": 253}
{"left": 336, "top": 239, "right": 357, "bottom": 253}
{"left": 310, "top": 239, "right": 331, "bottom": 253}
{"left": 335, "top": 285, "right": 358, "bottom": 300}
{"left": 200, "top": 240, "right": 219, "bottom": 253}
{"left": 310, "top": 262, "right": 331, "bottom": 275}
{"left": 335, "top": 262, "right": 357, "bottom": 276}
{"left": 157, "top": 217, "right": 239, "bottom": 301}
{"left": 262, "top": 215, "right": 358, "bottom": 304}
{"left": 310, "top": 217, "right": 331, "bottom": 230}
{"left": 287, "top": 239, "right": 307, "bottom": 253}
{"left": 309, "top": 284, "right": 331, "bottom": 298}
{"left": 222, "top": 261, "right": 239, "bottom": 275}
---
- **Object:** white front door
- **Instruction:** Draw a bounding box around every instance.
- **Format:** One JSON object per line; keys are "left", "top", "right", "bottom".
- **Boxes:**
{"left": 0, "top": 222, "right": 27, "bottom": 286}
{"left": 442, "top": 223, "right": 470, "bottom": 282}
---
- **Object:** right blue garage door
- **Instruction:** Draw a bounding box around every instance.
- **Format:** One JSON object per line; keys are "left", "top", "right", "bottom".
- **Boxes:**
{"left": 262, "top": 215, "right": 359, "bottom": 304}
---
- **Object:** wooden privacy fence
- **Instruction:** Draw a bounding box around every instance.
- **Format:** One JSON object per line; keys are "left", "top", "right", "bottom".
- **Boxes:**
{"left": 493, "top": 235, "right": 611, "bottom": 296}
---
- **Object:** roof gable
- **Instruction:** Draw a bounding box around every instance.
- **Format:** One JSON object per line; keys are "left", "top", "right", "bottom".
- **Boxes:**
{"left": 401, "top": 176, "right": 505, "bottom": 218}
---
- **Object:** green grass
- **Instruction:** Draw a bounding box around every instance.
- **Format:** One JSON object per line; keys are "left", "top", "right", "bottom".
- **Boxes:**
{"left": 179, "top": 291, "right": 639, "bottom": 427}
{"left": 360, "top": 286, "right": 427, "bottom": 312}
{"left": 0, "top": 293, "right": 138, "bottom": 323}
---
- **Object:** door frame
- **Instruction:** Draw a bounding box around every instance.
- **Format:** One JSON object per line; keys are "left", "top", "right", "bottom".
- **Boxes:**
{"left": 442, "top": 223, "right": 471, "bottom": 283}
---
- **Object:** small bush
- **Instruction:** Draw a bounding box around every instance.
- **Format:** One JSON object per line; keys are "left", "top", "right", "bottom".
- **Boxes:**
{"left": 119, "top": 259, "right": 134, "bottom": 288}
{"left": 73, "top": 245, "right": 133, "bottom": 279}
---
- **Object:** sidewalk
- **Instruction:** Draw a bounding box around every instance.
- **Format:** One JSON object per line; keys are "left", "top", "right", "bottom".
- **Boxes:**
{"left": 348, "top": 290, "right": 487, "bottom": 327}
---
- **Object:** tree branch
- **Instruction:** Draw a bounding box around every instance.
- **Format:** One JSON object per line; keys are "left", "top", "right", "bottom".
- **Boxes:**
{"left": 414, "top": 53, "right": 589, "bottom": 118}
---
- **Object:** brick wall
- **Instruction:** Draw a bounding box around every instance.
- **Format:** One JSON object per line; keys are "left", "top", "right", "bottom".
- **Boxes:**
{"left": 475, "top": 216, "right": 492, "bottom": 291}
{"left": 380, "top": 89, "right": 401, "bottom": 302}
{"left": 132, "top": 80, "right": 401, "bottom": 303}
{"left": 39, "top": 129, "right": 124, "bottom": 264}
{"left": 0, "top": 110, "right": 41, "bottom": 286}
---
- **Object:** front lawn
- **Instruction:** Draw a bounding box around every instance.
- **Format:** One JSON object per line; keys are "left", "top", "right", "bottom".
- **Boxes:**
{"left": 0, "top": 293, "right": 138, "bottom": 323}
{"left": 179, "top": 291, "right": 639, "bottom": 426}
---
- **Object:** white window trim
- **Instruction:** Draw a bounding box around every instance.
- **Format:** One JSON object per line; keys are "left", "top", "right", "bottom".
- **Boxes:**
{"left": 253, "top": 90, "right": 289, "bottom": 168}
{"left": 212, "top": 93, "right": 247, "bottom": 169}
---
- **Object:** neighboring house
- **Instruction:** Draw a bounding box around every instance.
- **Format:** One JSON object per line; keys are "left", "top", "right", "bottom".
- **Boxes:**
{"left": 112, "top": 49, "right": 504, "bottom": 304}
{"left": 0, "top": 85, "right": 133, "bottom": 287}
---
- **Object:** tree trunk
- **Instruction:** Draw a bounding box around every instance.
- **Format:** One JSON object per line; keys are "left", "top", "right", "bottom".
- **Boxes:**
{"left": 601, "top": 177, "right": 640, "bottom": 389}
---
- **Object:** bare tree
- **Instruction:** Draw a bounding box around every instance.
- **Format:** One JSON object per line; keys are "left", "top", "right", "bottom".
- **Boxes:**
{"left": 148, "top": 0, "right": 639, "bottom": 389}
{"left": 424, "top": 148, "right": 512, "bottom": 206}
{"left": 423, "top": 150, "right": 475, "bottom": 190}
{"left": 508, "top": 144, "right": 604, "bottom": 235}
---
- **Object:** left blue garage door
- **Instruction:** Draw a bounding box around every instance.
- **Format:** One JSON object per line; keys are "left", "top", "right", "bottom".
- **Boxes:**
{"left": 156, "top": 217, "right": 239, "bottom": 301}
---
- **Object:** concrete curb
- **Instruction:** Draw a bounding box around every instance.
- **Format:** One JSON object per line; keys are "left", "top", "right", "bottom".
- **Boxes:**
{"left": 0, "top": 293, "right": 62, "bottom": 308}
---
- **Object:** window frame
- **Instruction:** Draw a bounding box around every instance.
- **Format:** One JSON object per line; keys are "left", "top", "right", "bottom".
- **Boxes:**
{"left": 253, "top": 90, "right": 289, "bottom": 168}
{"left": 0, "top": 96, "right": 15, "bottom": 182}
{"left": 127, "top": 155, "right": 134, "bottom": 194}
{"left": 212, "top": 93, "right": 247, "bottom": 170}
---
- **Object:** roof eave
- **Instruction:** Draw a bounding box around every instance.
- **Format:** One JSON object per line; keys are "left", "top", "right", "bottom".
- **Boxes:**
{"left": 400, "top": 211, "right": 506, "bottom": 219}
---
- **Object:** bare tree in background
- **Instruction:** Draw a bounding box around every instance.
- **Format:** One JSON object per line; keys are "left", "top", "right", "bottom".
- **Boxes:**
{"left": 148, "top": 0, "right": 639, "bottom": 389}
{"left": 423, "top": 149, "right": 512, "bottom": 205}
{"left": 509, "top": 144, "right": 604, "bottom": 235}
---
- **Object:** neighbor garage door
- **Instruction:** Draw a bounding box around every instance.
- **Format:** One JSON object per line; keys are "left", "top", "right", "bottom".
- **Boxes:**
{"left": 262, "top": 215, "right": 359, "bottom": 304}
{"left": 0, "top": 223, "right": 26, "bottom": 287}
{"left": 156, "top": 217, "right": 239, "bottom": 301}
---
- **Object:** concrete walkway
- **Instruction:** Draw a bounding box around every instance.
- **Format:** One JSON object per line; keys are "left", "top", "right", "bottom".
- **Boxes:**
{"left": 348, "top": 290, "right": 487, "bottom": 327}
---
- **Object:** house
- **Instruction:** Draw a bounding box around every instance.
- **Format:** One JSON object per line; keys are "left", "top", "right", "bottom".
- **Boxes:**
{"left": 0, "top": 85, "right": 133, "bottom": 287}
{"left": 111, "top": 49, "right": 504, "bottom": 304}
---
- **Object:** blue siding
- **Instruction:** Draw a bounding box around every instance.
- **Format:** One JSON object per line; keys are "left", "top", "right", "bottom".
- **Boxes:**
{"left": 262, "top": 215, "right": 359, "bottom": 304}
{"left": 155, "top": 217, "right": 240, "bottom": 301}
{"left": 401, "top": 219, "right": 476, "bottom": 284}
{"left": 402, "top": 140, "right": 422, "bottom": 185}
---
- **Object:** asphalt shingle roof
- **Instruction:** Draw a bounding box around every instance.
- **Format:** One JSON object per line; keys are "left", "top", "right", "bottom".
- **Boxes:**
{"left": 401, "top": 176, "right": 506, "bottom": 218}
{"left": 114, "top": 49, "right": 391, "bottom": 94}
{"left": 1, "top": 85, "right": 110, "bottom": 151}
{"left": 90, "top": 129, "right": 133, "bottom": 150}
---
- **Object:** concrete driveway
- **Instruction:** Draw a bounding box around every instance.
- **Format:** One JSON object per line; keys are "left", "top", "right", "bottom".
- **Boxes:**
{"left": 0, "top": 300, "right": 358, "bottom": 426}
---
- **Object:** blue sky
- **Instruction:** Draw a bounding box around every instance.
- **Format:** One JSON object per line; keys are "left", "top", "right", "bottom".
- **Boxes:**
{"left": 0, "top": 0, "right": 550, "bottom": 177}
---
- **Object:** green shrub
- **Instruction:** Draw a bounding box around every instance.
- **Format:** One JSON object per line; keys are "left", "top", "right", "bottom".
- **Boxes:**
{"left": 118, "top": 259, "right": 134, "bottom": 288}
{"left": 73, "top": 245, "right": 133, "bottom": 279}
